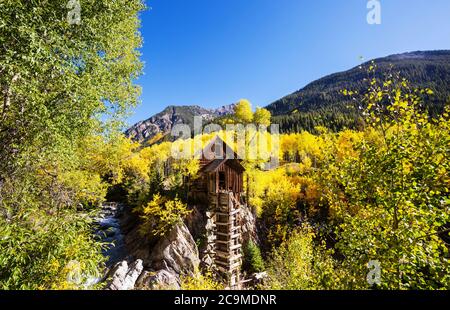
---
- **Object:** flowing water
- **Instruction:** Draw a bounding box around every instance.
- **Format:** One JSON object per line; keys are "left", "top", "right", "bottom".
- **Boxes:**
{"left": 94, "top": 202, "right": 128, "bottom": 268}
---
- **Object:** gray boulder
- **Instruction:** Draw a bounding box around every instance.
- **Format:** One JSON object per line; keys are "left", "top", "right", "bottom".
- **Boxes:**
{"left": 150, "top": 223, "right": 200, "bottom": 275}
{"left": 136, "top": 269, "right": 181, "bottom": 290}
{"left": 105, "top": 259, "right": 144, "bottom": 290}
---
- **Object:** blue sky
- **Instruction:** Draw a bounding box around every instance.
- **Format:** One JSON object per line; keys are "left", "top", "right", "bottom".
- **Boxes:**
{"left": 127, "top": 0, "right": 450, "bottom": 126}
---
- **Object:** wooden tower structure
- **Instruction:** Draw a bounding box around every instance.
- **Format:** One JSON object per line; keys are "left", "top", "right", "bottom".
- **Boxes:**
{"left": 190, "top": 136, "right": 245, "bottom": 288}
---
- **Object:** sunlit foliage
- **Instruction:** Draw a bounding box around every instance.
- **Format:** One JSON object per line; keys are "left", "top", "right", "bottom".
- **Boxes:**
{"left": 180, "top": 269, "right": 224, "bottom": 290}
{"left": 265, "top": 224, "right": 346, "bottom": 290}
{"left": 135, "top": 194, "right": 191, "bottom": 237}
{"left": 0, "top": 0, "right": 145, "bottom": 289}
{"left": 253, "top": 107, "right": 272, "bottom": 126}
{"left": 234, "top": 99, "right": 254, "bottom": 123}
{"left": 325, "top": 68, "right": 450, "bottom": 289}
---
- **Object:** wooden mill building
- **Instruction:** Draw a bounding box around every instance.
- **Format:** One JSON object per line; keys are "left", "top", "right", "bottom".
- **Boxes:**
{"left": 190, "top": 136, "right": 245, "bottom": 288}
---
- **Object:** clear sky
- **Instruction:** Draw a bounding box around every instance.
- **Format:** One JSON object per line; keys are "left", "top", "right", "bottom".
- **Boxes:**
{"left": 128, "top": 0, "right": 450, "bottom": 126}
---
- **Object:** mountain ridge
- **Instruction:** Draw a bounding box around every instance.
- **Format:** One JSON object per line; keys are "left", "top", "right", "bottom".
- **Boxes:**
{"left": 127, "top": 50, "right": 450, "bottom": 141}
{"left": 125, "top": 104, "right": 236, "bottom": 143}
{"left": 266, "top": 50, "right": 450, "bottom": 133}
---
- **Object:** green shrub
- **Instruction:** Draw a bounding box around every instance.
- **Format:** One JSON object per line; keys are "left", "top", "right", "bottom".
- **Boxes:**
{"left": 243, "top": 240, "right": 265, "bottom": 274}
{"left": 265, "top": 224, "right": 346, "bottom": 290}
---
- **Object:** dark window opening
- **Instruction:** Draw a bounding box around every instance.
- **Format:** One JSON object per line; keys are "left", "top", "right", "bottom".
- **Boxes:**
{"left": 219, "top": 172, "right": 226, "bottom": 190}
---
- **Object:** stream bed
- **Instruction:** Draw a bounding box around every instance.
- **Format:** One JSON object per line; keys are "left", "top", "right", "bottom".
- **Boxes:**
{"left": 94, "top": 203, "right": 128, "bottom": 268}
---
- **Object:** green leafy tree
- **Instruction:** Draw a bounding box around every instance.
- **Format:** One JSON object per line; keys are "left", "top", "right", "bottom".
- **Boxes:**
{"left": 265, "top": 224, "right": 345, "bottom": 290}
{"left": 0, "top": 0, "right": 145, "bottom": 289}
{"left": 327, "top": 68, "right": 450, "bottom": 289}
{"left": 243, "top": 240, "right": 265, "bottom": 274}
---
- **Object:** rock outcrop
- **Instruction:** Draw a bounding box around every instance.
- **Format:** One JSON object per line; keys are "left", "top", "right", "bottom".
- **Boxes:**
{"left": 121, "top": 210, "right": 155, "bottom": 265}
{"left": 184, "top": 205, "right": 206, "bottom": 244}
{"left": 135, "top": 269, "right": 181, "bottom": 290}
{"left": 240, "top": 205, "right": 259, "bottom": 246}
{"left": 105, "top": 259, "right": 144, "bottom": 290}
{"left": 125, "top": 104, "right": 236, "bottom": 144}
{"left": 149, "top": 223, "right": 200, "bottom": 275}
{"left": 104, "top": 206, "right": 201, "bottom": 290}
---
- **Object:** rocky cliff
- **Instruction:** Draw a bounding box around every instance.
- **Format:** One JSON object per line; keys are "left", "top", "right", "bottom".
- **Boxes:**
{"left": 100, "top": 202, "right": 259, "bottom": 290}
{"left": 125, "top": 104, "right": 236, "bottom": 144}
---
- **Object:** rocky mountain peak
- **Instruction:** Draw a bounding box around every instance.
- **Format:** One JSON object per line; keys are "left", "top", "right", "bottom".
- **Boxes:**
{"left": 125, "top": 103, "right": 236, "bottom": 144}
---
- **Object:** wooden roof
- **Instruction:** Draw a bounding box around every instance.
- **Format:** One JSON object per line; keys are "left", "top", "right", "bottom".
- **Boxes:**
{"left": 198, "top": 136, "right": 245, "bottom": 173}
{"left": 196, "top": 136, "right": 240, "bottom": 161}
{"left": 202, "top": 159, "right": 227, "bottom": 172}
{"left": 201, "top": 158, "right": 245, "bottom": 173}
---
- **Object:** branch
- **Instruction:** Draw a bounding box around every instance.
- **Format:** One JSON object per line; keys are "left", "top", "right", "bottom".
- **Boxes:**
{"left": 414, "top": 228, "right": 450, "bottom": 242}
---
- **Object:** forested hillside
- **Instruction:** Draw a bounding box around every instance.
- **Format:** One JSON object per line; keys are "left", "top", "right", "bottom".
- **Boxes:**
{"left": 127, "top": 51, "right": 450, "bottom": 138}
{"left": 268, "top": 51, "right": 450, "bottom": 133}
